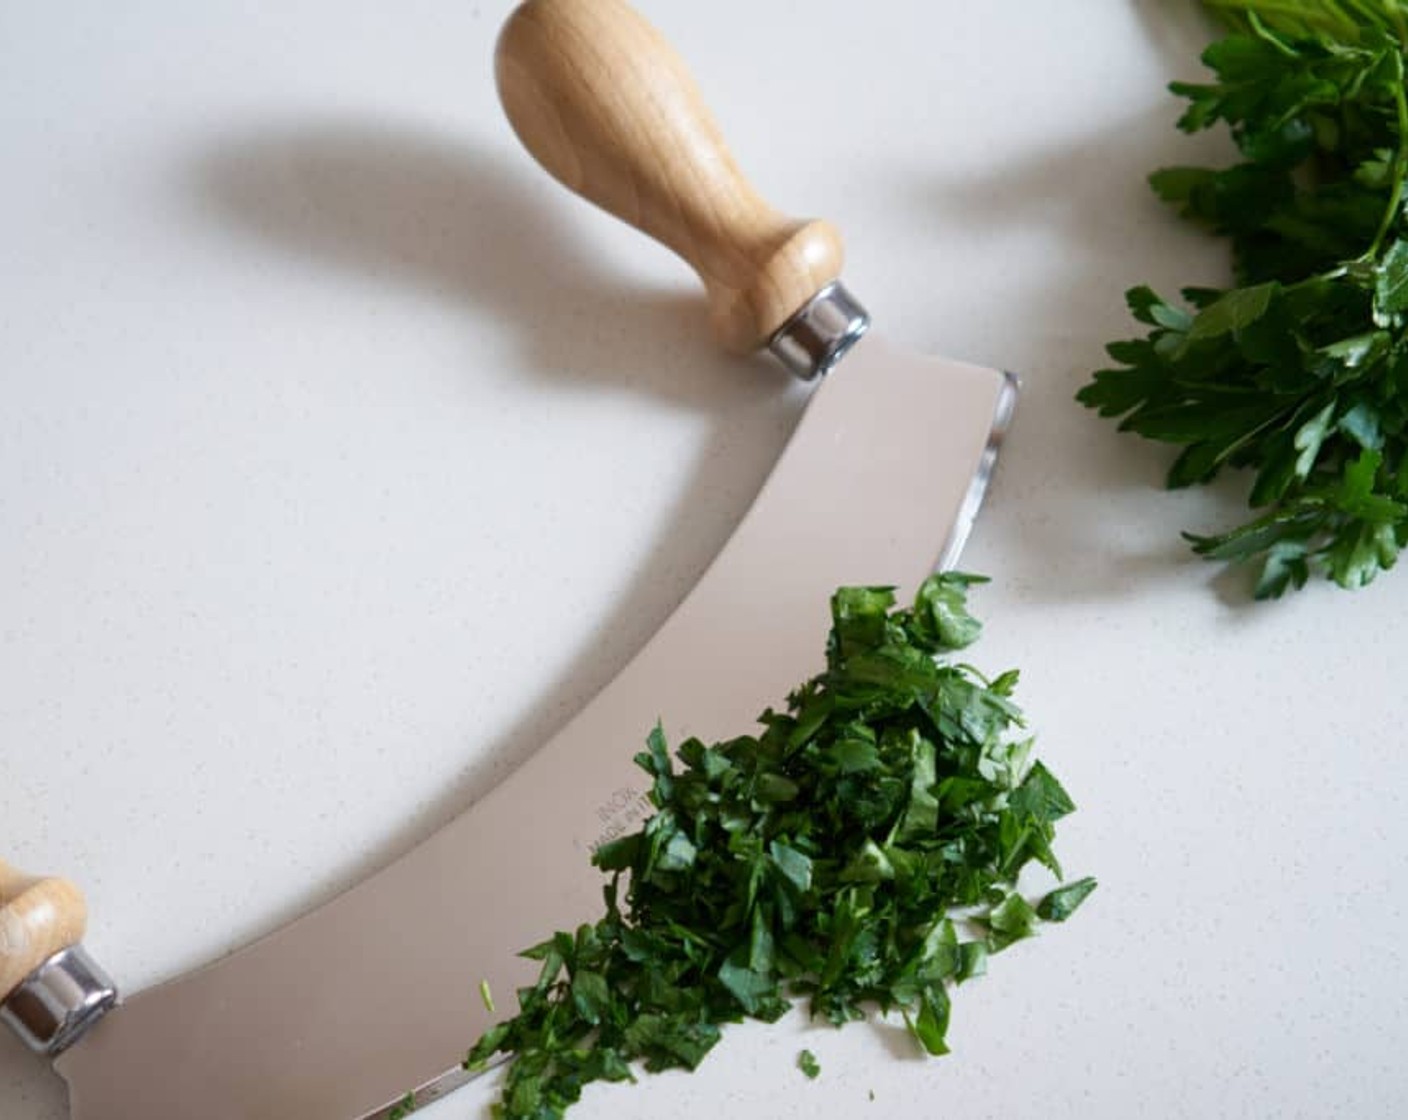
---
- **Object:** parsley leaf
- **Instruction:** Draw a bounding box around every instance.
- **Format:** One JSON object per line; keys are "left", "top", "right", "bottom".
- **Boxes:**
{"left": 456, "top": 574, "right": 1092, "bottom": 1118}
{"left": 1079, "top": 2, "right": 1408, "bottom": 596}
{"left": 1036, "top": 877, "right": 1099, "bottom": 922}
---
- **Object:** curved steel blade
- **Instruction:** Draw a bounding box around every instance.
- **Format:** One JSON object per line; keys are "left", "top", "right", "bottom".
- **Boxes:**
{"left": 56, "top": 331, "right": 1017, "bottom": 1119}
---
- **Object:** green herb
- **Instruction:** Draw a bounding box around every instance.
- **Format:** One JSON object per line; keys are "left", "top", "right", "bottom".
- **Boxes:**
{"left": 797, "top": 1049, "right": 821, "bottom": 1079}
{"left": 480, "top": 979, "right": 497, "bottom": 1015}
{"left": 386, "top": 1091, "right": 417, "bottom": 1119}
{"left": 1037, "top": 876, "right": 1099, "bottom": 922}
{"left": 1078, "top": 1, "right": 1408, "bottom": 597}
{"left": 463, "top": 574, "right": 1093, "bottom": 1119}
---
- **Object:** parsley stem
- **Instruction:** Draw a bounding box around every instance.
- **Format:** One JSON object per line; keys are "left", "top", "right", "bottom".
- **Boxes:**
{"left": 1345, "top": 0, "right": 1408, "bottom": 48}
{"left": 1203, "top": 0, "right": 1359, "bottom": 39}
{"left": 1204, "top": 0, "right": 1408, "bottom": 49}
{"left": 1366, "top": 54, "right": 1408, "bottom": 261}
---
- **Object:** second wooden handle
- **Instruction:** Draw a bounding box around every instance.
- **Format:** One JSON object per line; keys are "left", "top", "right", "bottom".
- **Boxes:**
{"left": 495, "top": 0, "right": 844, "bottom": 354}
{"left": 0, "top": 859, "right": 88, "bottom": 1000}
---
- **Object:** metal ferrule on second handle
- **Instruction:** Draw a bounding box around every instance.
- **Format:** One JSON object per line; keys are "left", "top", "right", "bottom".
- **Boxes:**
{"left": 768, "top": 281, "right": 871, "bottom": 380}
{"left": 0, "top": 944, "right": 118, "bottom": 1056}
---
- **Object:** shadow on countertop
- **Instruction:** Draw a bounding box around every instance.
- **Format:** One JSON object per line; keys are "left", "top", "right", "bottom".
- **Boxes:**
{"left": 193, "top": 118, "right": 788, "bottom": 412}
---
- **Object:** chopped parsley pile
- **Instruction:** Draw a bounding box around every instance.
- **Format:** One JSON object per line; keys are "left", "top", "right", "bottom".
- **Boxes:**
{"left": 1080, "top": 0, "right": 1408, "bottom": 597}
{"left": 444, "top": 574, "right": 1091, "bottom": 1120}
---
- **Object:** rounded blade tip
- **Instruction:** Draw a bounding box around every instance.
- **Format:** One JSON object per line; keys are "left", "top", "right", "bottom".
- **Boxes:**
{"left": 935, "top": 369, "right": 1020, "bottom": 573}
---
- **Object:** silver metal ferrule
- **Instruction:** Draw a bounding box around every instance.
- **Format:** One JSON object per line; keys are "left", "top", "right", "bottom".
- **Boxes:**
{"left": 0, "top": 944, "right": 118, "bottom": 1056}
{"left": 767, "top": 280, "right": 870, "bottom": 380}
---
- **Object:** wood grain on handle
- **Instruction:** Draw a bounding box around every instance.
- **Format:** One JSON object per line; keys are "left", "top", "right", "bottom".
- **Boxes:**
{"left": 0, "top": 859, "right": 87, "bottom": 999}
{"left": 495, "top": 0, "right": 844, "bottom": 354}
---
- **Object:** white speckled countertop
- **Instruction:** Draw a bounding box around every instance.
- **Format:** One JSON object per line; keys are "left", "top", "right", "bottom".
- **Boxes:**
{"left": 3, "top": 3, "right": 1406, "bottom": 1118}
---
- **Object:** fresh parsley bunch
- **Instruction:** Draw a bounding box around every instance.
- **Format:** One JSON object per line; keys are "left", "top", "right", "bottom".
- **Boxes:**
{"left": 456, "top": 574, "right": 1092, "bottom": 1120}
{"left": 1079, "top": 1, "right": 1408, "bottom": 597}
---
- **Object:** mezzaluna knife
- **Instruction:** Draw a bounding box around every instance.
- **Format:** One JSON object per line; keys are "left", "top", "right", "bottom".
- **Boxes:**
{"left": 0, "top": 1, "right": 1018, "bottom": 1116}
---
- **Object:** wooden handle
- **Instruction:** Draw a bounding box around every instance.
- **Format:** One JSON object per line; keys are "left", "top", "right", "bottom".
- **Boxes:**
{"left": 0, "top": 859, "right": 88, "bottom": 1000}
{"left": 495, "top": 0, "right": 844, "bottom": 354}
